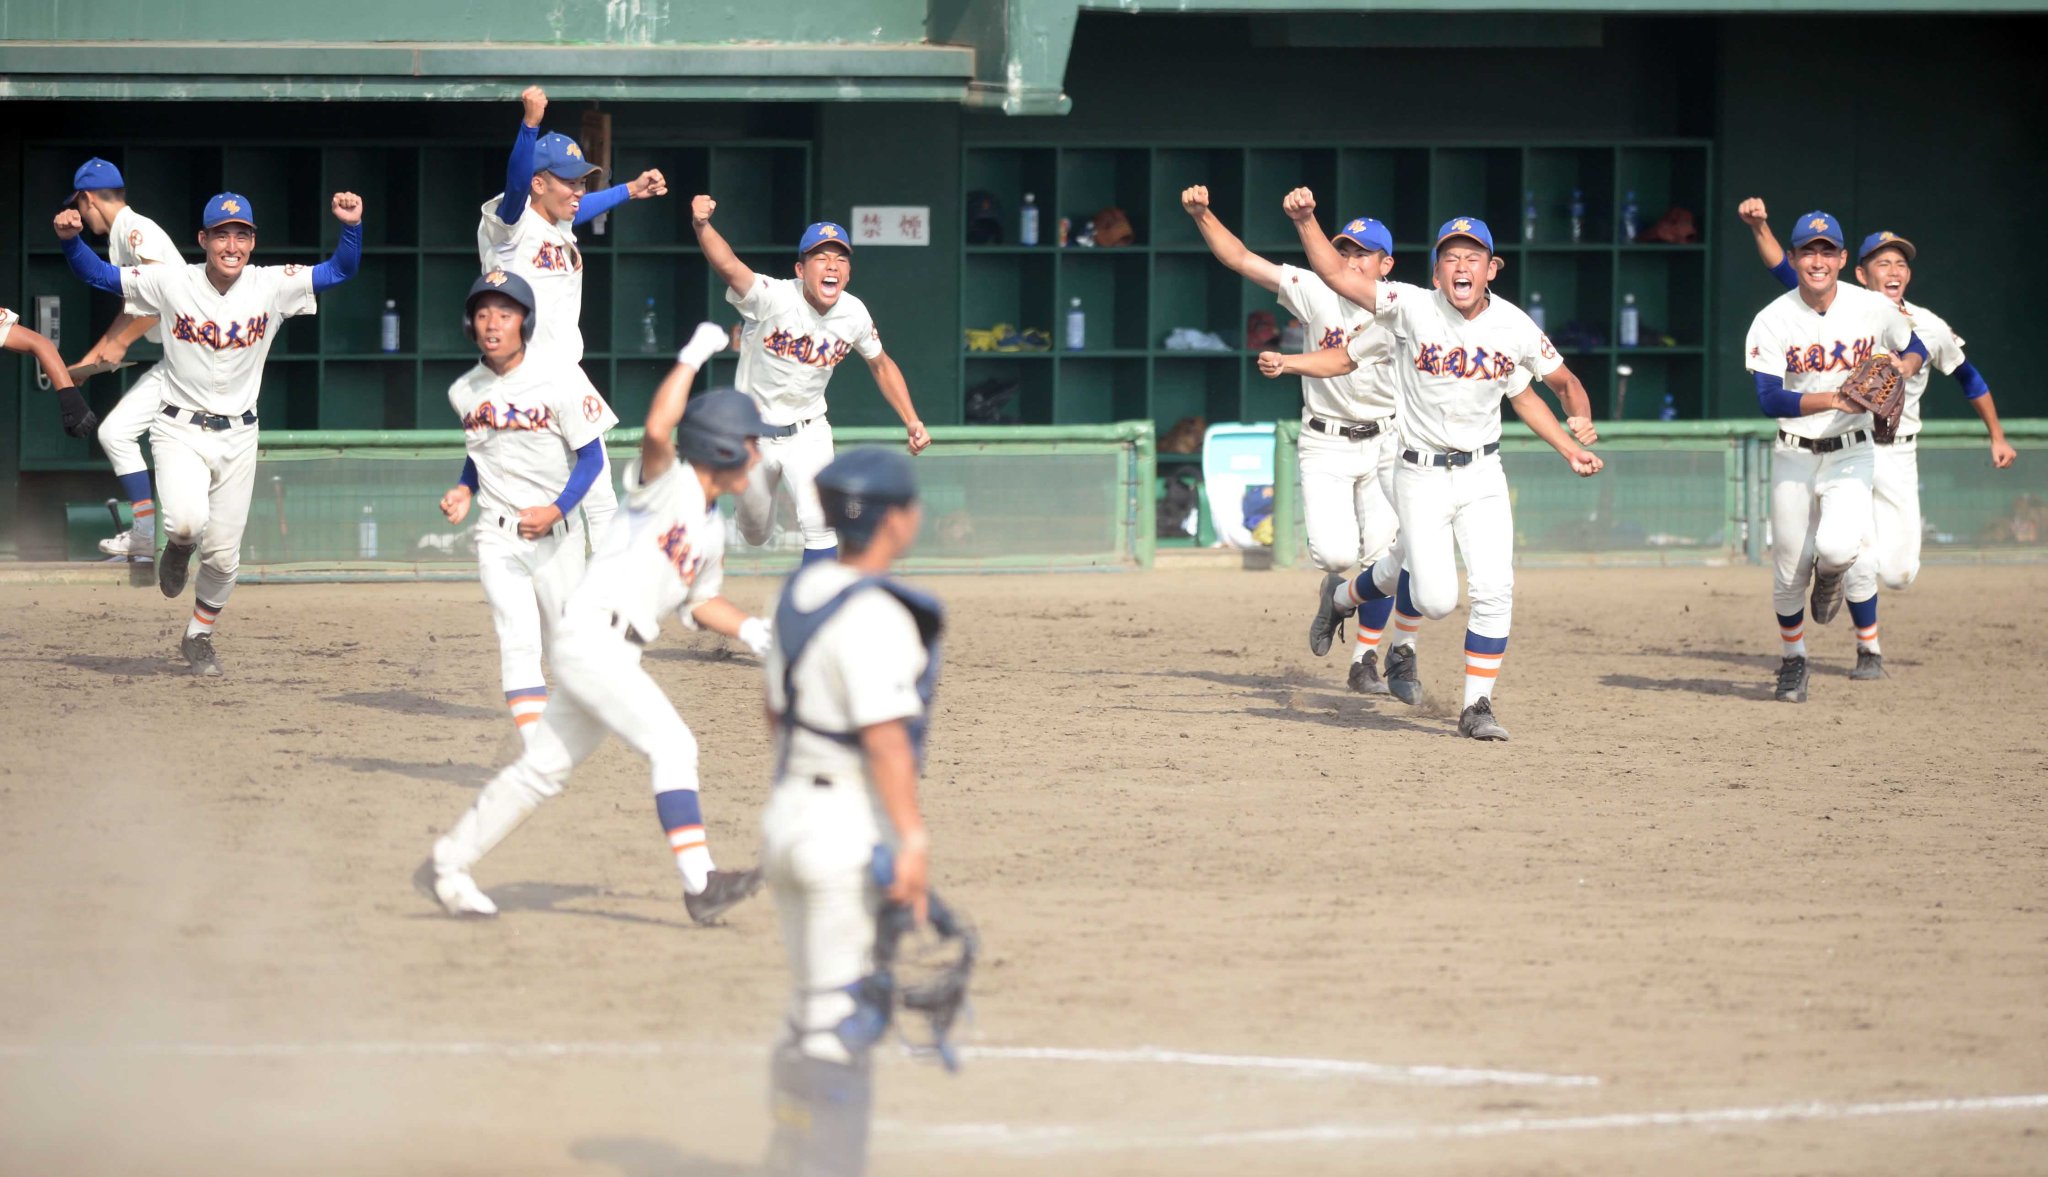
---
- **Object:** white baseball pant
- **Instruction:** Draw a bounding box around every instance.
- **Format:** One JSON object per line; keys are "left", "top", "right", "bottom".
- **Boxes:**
{"left": 761, "top": 773, "right": 888, "bottom": 1065}
{"left": 1865, "top": 439, "right": 1921, "bottom": 591}
{"left": 1298, "top": 417, "right": 1400, "bottom": 574}
{"left": 1373, "top": 451, "right": 1513, "bottom": 639}
{"left": 97, "top": 365, "right": 166, "bottom": 479}
{"left": 1770, "top": 437, "right": 1876, "bottom": 615}
{"left": 150, "top": 413, "right": 258, "bottom": 609}
{"left": 473, "top": 512, "right": 587, "bottom": 726}
{"left": 738, "top": 419, "right": 838, "bottom": 551}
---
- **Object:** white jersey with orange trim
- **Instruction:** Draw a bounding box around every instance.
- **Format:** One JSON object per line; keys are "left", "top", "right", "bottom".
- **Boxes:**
{"left": 449, "top": 356, "right": 608, "bottom": 523}
{"left": 119, "top": 262, "right": 316, "bottom": 417}
{"left": 1744, "top": 283, "right": 1916, "bottom": 441}
{"left": 1897, "top": 299, "right": 1965, "bottom": 437}
{"left": 727, "top": 276, "right": 884, "bottom": 427}
{"left": 109, "top": 206, "right": 185, "bottom": 344}
{"left": 478, "top": 196, "right": 586, "bottom": 364}
{"left": 1276, "top": 264, "right": 1396, "bottom": 422}
{"left": 568, "top": 457, "right": 727, "bottom": 644}
{"left": 1353, "top": 282, "right": 1559, "bottom": 454}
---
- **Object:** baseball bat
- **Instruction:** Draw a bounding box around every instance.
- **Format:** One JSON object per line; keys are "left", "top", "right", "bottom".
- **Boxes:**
{"left": 104, "top": 497, "right": 124, "bottom": 534}
{"left": 1614, "top": 363, "right": 1634, "bottom": 421}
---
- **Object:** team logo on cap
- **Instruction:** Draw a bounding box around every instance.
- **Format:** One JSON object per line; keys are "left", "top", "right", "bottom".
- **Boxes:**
{"left": 1809, "top": 217, "right": 1830, "bottom": 232}
{"left": 1878, "top": 231, "right": 1896, "bottom": 242}
{"left": 819, "top": 224, "right": 840, "bottom": 238}
{"left": 221, "top": 199, "right": 241, "bottom": 215}
{"left": 1347, "top": 219, "right": 1367, "bottom": 232}
{"left": 565, "top": 143, "right": 582, "bottom": 158}
{"left": 1452, "top": 219, "right": 1471, "bottom": 232}
{"left": 484, "top": 270, "right": 509, "bottom": 286}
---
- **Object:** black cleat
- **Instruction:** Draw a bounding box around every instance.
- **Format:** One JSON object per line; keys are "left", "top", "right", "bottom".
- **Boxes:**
{"left": 159, "top": 541, "right": 195, "bottom": 599}
{"left": 1809, "top": 570, "right": 1846, "bottom": 624}
{"left": 1347, "top": 650, "right": 1390, "bottom": 695}
{"left": 1849, "top": 651, "right": 1887, "bottom": 681}
{"left": 180, "top": 632, "right": 223, "bottom": 677}
{"left": 1383, "top": 643, "right": 1423, "bottom": 706}
{"left": 1309, "top": 572, "right": 1348, "bottom": 657}
{"left": 1458, "top": 697, "right": 1511, "bottom": 741}
{"left": 684, "top": 868, "right": 763, "bottom": 926}
{"left": 1775, "top": 655, "right": 1809, "bottom": 703}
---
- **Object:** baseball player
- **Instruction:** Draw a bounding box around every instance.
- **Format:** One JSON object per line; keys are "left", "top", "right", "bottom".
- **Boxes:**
{"left": 479, "top": 85, "right": 668, "bottom": 541}
{"left": 1741, "top": 209, "right": 1928, "bottom": 702}
{"left": 1263, "top": 192, "right": 1602, "bottom": 740}
{"left": 1179, "top": 184, "right": 1417, "bottom": 694}
{"left": 63, "top": 157, "right": 187, "bottom": 561}
{"left": 427, "top": 326, "right": 772, "bottom": 924}
{"left": 438, "top": 270, "right": 613, "bottom": 740}
{"left": 57, "top": 191, "right": 362, "bottom": 676}
{"left": 0, "top": 307, "right": 94, "bottom": 441}
{"left": 760, "top": 446, "right": 942, "bottom": 1176}
{"left": 1741, "top": 199, "right": 2016, "bottom": 675}
{"left": 692, "top": 194, "right": 930, "bottom": 564}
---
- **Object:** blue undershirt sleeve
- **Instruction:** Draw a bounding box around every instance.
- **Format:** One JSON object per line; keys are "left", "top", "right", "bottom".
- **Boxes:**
{"left": 309, "top": 223, "right": 362, "bottom": 293}
{"left": 553, "top": 438, "right": 605, "bottom": 515}
{"left": 61, "top": 235, "right": 124, "bottom": 293}
{"left": 1754, "top": 371, "right": 1802, "bottom": 418}
{"left": 459, "top": 458, "right": 479, "bottom": 491}
{"left": 1953, "top": 360, "right": 1990, "bottom": 399}
{"left": 500, "top": 122, "right": 538, "bottom": 225}
{"left": 1768, "top": 257, "right": 1797, "bottom": 289}
{"left": 1900, "top": 332, "right": 1929, "bottom": 365}
{"left": 574, "top": 184, "right": 631, "bottom": 226}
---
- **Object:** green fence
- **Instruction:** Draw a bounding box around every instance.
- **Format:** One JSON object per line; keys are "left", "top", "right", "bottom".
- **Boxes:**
{"left": 238, "top": 423, "right": 1155, "bottom": 579}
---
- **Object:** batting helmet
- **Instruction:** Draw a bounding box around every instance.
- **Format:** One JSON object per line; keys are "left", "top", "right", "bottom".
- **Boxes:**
{"left": 817, "top": 447, "right": 919, "bottom": 546}
{"left": 675, "top": 389, "right": 769, "bottom": 471}
{"left": 464, "top": 270, "right": 537, "bottom": 344}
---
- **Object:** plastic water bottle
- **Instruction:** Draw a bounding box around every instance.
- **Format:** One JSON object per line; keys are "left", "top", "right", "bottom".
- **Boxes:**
{"left": 640, "top": 297, "right": 658, "bottom": 353}
{"left": 1527, "top": 290, "right": 1546, "bottom": 331}
{"left": 1658, "top": 392, "right": 1678, "bottom": 421}
{"left": 1569, "top": 189, "right": 1586, "bottom": 244}
{"left": 1619, "top": 292, "right": 1640, "bottom": 348}
{"left": 1065, "top": 297, "right": 1085, "bottom": 351}
{"left": 1621, "top": 190, "right": 1640, "bottom": 242}
{"left": 380, "top": 300, "right": 400, "bottom": 352}
{"left": 1020, "top": 193, "right": 1040, "bottom": 246}
{"left": 358, "top": 504, "right": 379, "bottom": 560}
{"left": 1522, "top": 191, "right": 1538, "bottom": 243}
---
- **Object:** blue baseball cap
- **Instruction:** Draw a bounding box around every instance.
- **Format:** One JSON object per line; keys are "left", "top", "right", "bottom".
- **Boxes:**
{"left": 1789, "top": 211, "right": 1845, "bottom": 250}
{"left": 1434, "top": 216, "right": 1494, "bottom": 254}
{"left": 533, "top": 132, "right": 603, "bottom": 182}
{"left": 798, "top": 221, "right": 852, "bottom": 257}
{"left": 69, "top": 157, "right": 125, "bottom": 202}
{"left": 1858, "top": 229, "right": 1916, "bottom": 262}
{"left": 1334, "top": 216, "right": 1394, "bottom": 255}
{"left": 203, "top": 192, "right": 257, "bottom": 230}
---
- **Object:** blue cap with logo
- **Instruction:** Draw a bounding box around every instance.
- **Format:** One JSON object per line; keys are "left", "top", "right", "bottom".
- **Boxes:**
{"left": 1335, "top": 216, "right": 1394, "bottom": 255}
{"left": 203, "top": 192, "right": 257, "bottom": 230}
{"left": 1789, "top": 211, "right": 1844, "bottom": 250}
{"left": 1858, "top": 229, "right": 1916, "bottom": 263}
{"left": 69, "top": 157, "right": 125, "bottom": 202}
{"left": 533, "top": 132, "right": 603, "bottom": 182}
{"left": 798, "top": 221, "right": 852, "bottom": 257}
{"left": 1435, "top": 216, "right": 1494, "bottom": 254}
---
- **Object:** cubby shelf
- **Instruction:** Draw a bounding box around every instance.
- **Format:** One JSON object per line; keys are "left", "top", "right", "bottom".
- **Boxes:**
{"left": 17, "top": 138, "right": 809, "bottom": 469}
{"left": 959, "top": 139, "right": 1713, "bottom": 435}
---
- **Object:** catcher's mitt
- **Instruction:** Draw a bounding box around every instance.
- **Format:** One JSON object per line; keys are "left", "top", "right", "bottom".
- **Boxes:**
{"left": 1839, "top": 353, "right": 1904, "bottom": 443}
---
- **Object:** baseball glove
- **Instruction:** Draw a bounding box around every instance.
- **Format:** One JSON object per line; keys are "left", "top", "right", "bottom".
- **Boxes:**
{"left": 1839, "top": 353, "right": 1904, "bottom": 443}
{"left": 57, "top": 386, "right": 98, "bottom": 439}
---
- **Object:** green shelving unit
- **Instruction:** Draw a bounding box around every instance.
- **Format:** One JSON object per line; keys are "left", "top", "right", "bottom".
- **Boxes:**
{"left": 16, "top": 138, "right": 810, "bottom": 470}
{"left": 958, "top": 140, "right": 1714, "bottom": 441}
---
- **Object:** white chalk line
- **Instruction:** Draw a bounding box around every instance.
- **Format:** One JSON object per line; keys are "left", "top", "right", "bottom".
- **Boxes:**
{"left": 0, "top": 1040, "right": 1593, "bottom": 1086}
{"left": 878, "top": 1093, "right": 2048, "bottom": 1156}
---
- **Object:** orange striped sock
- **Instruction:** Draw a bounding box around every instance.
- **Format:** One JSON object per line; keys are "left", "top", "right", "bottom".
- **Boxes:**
{"left": 185, "top": 599, "right": 220, "bottom": 639}
{"left": 506, "top": 687, "right": 548, "bottom": 734}
{"left": 1393, "top": 609, "right": 1421, "bottom": 652}
{"left": 1855, "top": 621, "right": 1880, "bottom": 654}
{"left": 1463, "top": 634, "right": 1506, "bottom": 708}
{"left": 1778, "top": 612, "right": 1807, "bottom": 658}
{"left": 132, "top": 498, "right": 156, "bottom": 538}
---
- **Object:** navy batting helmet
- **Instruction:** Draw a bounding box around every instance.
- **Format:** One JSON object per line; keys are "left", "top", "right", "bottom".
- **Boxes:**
{"left": 676, "top": 389, "right": 769, "bottom": 471}
{"left": 817, "top": 447, "right": 919, "bottom": 545}
{"left": 465, "top": 269, "right": 537, "bottom": 344}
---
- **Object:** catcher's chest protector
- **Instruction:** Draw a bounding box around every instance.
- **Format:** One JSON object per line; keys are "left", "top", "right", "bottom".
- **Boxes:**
{"left": 774, "top": 575, "right": 945, "bottom": 765}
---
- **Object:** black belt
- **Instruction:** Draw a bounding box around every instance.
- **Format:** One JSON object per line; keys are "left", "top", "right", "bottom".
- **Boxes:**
{"left": 1306, "top": 415, "right": 1387, "bottom": 442}
{"left": 1780, "top": 429, "right": 1869, "bottom": 454}
{"left": 1876, "top": 432, "right": 1918, "bottom": 447}
{"left": 491, "top": 512, "right": 569, "bottom": 539}
{"left": 609, "top": 611, "right": 647, "bottom": 647}
{"left": 759, "top": 416, "right": 821, "bottom": 439}
{"left": 1402, "top": 441, "right": 1500, "bottom": 468}
{"left": 163, "top": 405, "right": 257, "bottom": 431}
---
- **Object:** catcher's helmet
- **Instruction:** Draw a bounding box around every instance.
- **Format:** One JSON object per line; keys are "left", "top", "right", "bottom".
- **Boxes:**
{"left": 464, "top": 270, "right": 537, "bottom": 344}
{"left": 817, "top": 447, "right": 918, "bottom": 546}
{"left": 676, "top": 388, "right": 768, "bottom": 471}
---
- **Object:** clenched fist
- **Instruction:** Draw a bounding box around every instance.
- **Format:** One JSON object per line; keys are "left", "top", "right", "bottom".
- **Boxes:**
{"left": 331, "top": 192, "right": 364, "bottom": 225}
{"left": 1738, "top": 197, "right": 1770, "bottom": 229}
{"left": 1181, "top": 185, "right": 1210, "bottom": 217}
{"left": 521, "top": 85, "right": 548, "bottom": 128}
{"left": 53, "top": 208, "right": 83, "bottom": 240}
{"left": 628, "top": 169, "right": 668, "bottom": 200}
{"left": 1283, "top": 187, "right": 1317, "bottom": 223}
{"left": 691, "top": 194, "right": 716, "bottom": 227}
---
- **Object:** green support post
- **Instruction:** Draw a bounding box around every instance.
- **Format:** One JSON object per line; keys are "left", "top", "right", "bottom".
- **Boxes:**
{"left": 1272, "top": 419, "right": 1301, "bottom": 569}
{"left": 1132, "top": 420, "right": 1157, "bottom": 570}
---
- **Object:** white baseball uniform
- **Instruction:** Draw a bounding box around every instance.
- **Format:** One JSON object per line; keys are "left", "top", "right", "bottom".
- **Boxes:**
{"left": 728, "top": 275, "right": 885, "bottom": 551}
{"left": 1745, "top": 284, "right": 1916, "bottom": 615}
{"left": 1861, "top": 299, "right": 1969, "bottom": 591}
{"left": 477, "top": 196, "right": 621, "bottom": 540}
{"left": 761, "top": 561, "right": 930, "bottom": 1066}
{"left": 449, "top": 355, "right": 607, "bottom": 732}
{"left": 0, "top": 306, "right": 14, "bottom": 348}
{"left": 97, "top": 207, "right": 185, "bottom": 479}
{"left": 120, "top": 260, "right": 317, "bottom": 611}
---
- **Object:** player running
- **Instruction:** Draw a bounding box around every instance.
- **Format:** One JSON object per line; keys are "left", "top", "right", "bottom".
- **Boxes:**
{"left": 1740, "top": 209, "right": 1928, "bottom": 701}
{"left": 57, "top": 190, "right": 362, "bottom": 677}
{"left": 61, "top": 157, "right": 186, "bottom": 562}
{"left": 1263, "top": 193, "right": 1601, "bottom": 740}
{"left": 426, "top": 325, "right": 772, "bottom": 924}
{"left": 438, "top": 271, "right": 614, "bottom": 740}
{"left": 693, "top": 194, "right": 930, "bottom": 565}
{"left": 1740, "top": 198, "right": 2015, "bottom": 678}
{"left": 1180, "top": 183, "right": 1417, "bottom": 694}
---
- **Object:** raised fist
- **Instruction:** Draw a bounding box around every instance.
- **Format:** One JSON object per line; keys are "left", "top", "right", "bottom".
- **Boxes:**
{"left": 521, "top": 85, "right": 548, "bottom": 128}
{"left": 1283, "top": 187, "right": 1317, "bottom": 223}
{"left": 1738, "top": 197, "right": 1770, "bottom": 228}
{"left": 1181, "top": 185, "right": 1210, "bottom": 217}
{"left": 331, "top": 192, "right": 364, "bottom": 225}
{"left": 628, "top": 169, "right": 668, "bottom": 200}
{"left": 54, "top": 208, "right": 83, "bottom": 240}
{"left": 691, "top": 194, "right": 716, "bottom": 226}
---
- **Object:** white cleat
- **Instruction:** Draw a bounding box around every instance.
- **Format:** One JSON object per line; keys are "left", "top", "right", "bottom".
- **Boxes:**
{"left": 99, "top": 528, "right": 155, "bottom": 558}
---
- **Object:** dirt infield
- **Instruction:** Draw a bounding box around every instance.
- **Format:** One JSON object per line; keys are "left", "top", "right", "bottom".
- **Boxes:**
{"left": 2, "top": 565, "right": 2045, "bottom": 1175}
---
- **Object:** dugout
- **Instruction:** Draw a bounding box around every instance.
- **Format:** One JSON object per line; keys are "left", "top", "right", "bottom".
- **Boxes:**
{"left": 1, "top": 1, "right": 2043, "bottom": 559}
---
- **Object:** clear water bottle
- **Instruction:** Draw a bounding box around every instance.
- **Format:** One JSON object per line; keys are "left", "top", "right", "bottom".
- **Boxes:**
{"left": 1621, "top": 190, "right": 1640, "bottom": 242}
{"left": 1619, "top": 292, "right": 1640, "bottom": 348}
{"left": 380, "top": 299, "right": 400, "bottom": 352}
{"left": 1527, "top": 290, "right": 1546, "bottom": 331}
{"left": 640, "top": 297, "right": 658, "bottom": 353}
{"left": 1569, "top": 188, "right": 1586, "bottom": 244}
{"left": 1522, "top": 191, "right": 1538, "bottom": 243}
{"left": 1020, "top": 193, "right": 1040, "bottom": 246}
{"left": 1658, "top": 392, "right": 1678, "bottom": 421}
{"left": 358, "top": 504, "right": 379, "bottom": 560}
{"left": 1065, "top": 296, "right": 1085, "bottom": 351}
